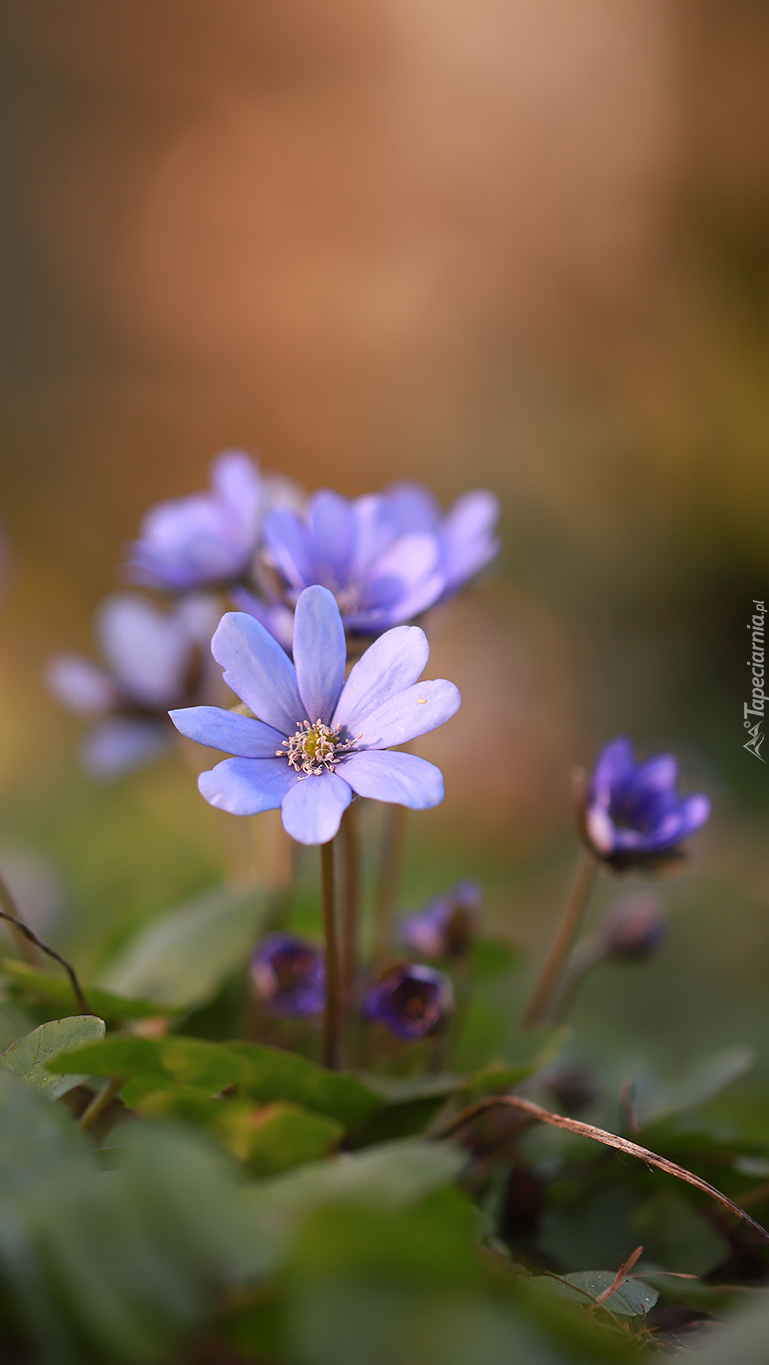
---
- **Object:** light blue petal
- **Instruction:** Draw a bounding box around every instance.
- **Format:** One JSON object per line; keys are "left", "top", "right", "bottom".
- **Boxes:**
{"left": 308, "top": 490, "right": 355, "bottom": 577}
{"left": 293, "top": 586, "right": 346, "bottom": 725}
{"left": 211, "top": 612, "right": 304, "bottom": 736}
{"left": 264, "top": 508, "right": 313, "bottom": 589}
{"left": 46, "top": 654, "right": 117, "bottom": 715}
{"left": 333, "top": 626, "right": 429, "bottom": 733}
{"left": 338, "top": 750, "right": 444, "bottom": 808}
{"left": 198, "top": 756, "right": 298, "bottom": 815}
{"left": 169, "top": 705, "right": 286, "bottom": 757}
{"left": 280, "top": 771, "right": 352, "bottom": 845}
{"left": 97, "top": 594, "right": 191, "bottom": 707}
{"left": 83, "top": 719, "right": 170, "bottom": 779}
{"left": 346, "top": 679, "right": 461, "bottom": 749}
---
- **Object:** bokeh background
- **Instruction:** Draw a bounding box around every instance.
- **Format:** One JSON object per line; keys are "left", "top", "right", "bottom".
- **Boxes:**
{"left": 0, "top": 1, "right": 767, "bottom": 1077}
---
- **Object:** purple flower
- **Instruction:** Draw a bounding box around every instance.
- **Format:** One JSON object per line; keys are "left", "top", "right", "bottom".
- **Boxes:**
{"left": 399, "top": 880, "right": 482, "bottom": 958}
{"left": 47, "top": 594, "right": 219, "bottom": 778}
{"left": 251, "top": 933, "right": 325, "bottom": 1016}
{"left": 364, "top": 964, "right": 454, "bottom": 1040}
{"left": 259, "top": 490, "right": 446, "bottom": 636}
{"left": 169, "top": 585, "right": 461, "bottom": 846}
{"left": 385, "top": 481, "right": 501, "bottom": 599}
{"left": 584, "top": 737, "right": 711, "bottom": 871}
{"left": 126, "top": 451, "right": 299, "bottom": 592}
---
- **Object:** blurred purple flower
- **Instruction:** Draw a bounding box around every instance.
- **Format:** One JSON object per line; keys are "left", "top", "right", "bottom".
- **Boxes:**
{"left": 170, "top": 585, "right": 460, "bottom": 845}
{"left": 364, "top": 964, "right": 454, "bottom": 1040}
{"left": 385, "top": 481, "right": 501, "bottom": 599}
{"left": 251, "top": 933, "right": 325, "bottom": 1016}
{"left": 126, "top": 451, "right": 300, "bottom": 592}
{"left": 399, "top": 880, "right": 482, "bottom": 958}
{"left": 601, "top": 893, "right": 668, "bottom": 960}
{"left": 584, "top": 737, "right": 710, "bottom": 870}
{"left": 260, "top": 489, "right": 446, "bottom": 637}
{"left": 47, "top": 594, "right": 219, "bottom": 779}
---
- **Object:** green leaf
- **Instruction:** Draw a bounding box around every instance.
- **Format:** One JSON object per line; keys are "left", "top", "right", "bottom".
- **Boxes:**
{"left": 95, "top": 884, "right": 269, "bottom": 1008}
{"left": 528, "top": 1271, "right": 658, "bottom": 1317}
{"left": 47, "top": 1033, "right": 164, "bottom": 1079}
{"left": 229, "top": 1041, "right": 382, "bottom": 1127}
{"left": 1, "top": 1016, "right": 106, "bottom": 1099}
{"left": 630, "top": 1190, "right": 730, "bottom": 1278}
{"left": 638, "top": 1046, "right": 756, "bottom": 1127}
{"left": 0, "top": 958, "right": 183, "bottom": 1024}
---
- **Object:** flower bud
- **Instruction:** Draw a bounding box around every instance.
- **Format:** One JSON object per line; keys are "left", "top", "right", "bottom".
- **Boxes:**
{"left": 399, "top": 881, "right": 482, "bottom": 958}
{"left": 601, "top": 893, "right": 667, "bottom": 961}
{"left": 364, "top": 964, "right": 454, "bottom": 1040}
{"left": 250, "top": 933, "right": 325, "bottom": 1016}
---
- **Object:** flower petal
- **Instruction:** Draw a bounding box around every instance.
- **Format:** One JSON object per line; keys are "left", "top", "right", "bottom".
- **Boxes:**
{"left": 211, "top": 612, "right": 304, "bottom": 736}
{"left": 338, "top": 750, "right": 444, "bottom": 808}
{"left": 441, "top": 490, "right": 501, "bottom": 591}
{"left": 264, "top": 508, "right": 314, "bottom": 590}
{"left": 308, "top": 490, "right": 356, "bottom": 577}
{"left": 346, "top": 679, "right": 461, "bottom": 749}
{"left": 211, "top": 450, "right": 262, "bottom": 533}
{"left": 169, "top": 706, "right": 286, "bottom": 757}
{"left": 292, "top": 586, "right": 346, "bottom": 725}
{"left": 46, "top": 655, "right": 118, "bottom": 715}
{"left": 590, "top": 737, "right": 635, "bottom": 805}
{"left": 279, "top": 771, "right": 352, "bottom": 845}
{"left": 333, "top": 626, "right": 430, "bottom": 733}
{"left": 198, "top": 756, "right": 298, "bottom": 815}
{"left": 97, "top": 595, "right": 192, "bottom": 708}
{"left": 679, "top": 792, "right": 711, "bottom": 838}
{"left": 83, "top": 719, "right": 170, "bottom": 779}
{"left": 630, "top": 753, "right": 678, "bottom": 793}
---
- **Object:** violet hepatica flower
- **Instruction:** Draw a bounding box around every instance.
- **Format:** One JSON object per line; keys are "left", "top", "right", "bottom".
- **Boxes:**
{"left": 127, "top": 450, "right": 299, "bottom": 592}
{"left": 399, "top": 880, "right": 482, "bottom": 958}
{"left": 258, "top": 489, "right": 446, "bottom": 637}
{"left": 385, "top": 481, "right": 501, "bottom": 600}
{"left": 364, "top": 964, "right": 454, "bottom": 1041}
{"left": 251, "top": 933, "right": 325, "bottom": 1016}
{"left": 584, "top": 737, "right": 711, "bottom": 871}
{"left": 170, "top": 585, "right": 461, "bottom": 846}
{"left": 47, "top": 594, "right": 219, "bottom": 779}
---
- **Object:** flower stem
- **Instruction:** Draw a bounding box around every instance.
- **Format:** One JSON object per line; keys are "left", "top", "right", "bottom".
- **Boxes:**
{"left": 340, "top": 802, "right": 361, "bottom": 1047}
{"left": 373, "top": 803, "right": 407, "bottom": 958}
{"left": 521, "top": 850, "right": 598, "bottom": 1029}
{"left": 320, "top": 839, "right": 341, "bottom": 1070}
{"left": 0, "top": 872, "right": 93, "bottom": 1016}
{"left": 80, "top": 1076, "right": 122, "bottom": 1133}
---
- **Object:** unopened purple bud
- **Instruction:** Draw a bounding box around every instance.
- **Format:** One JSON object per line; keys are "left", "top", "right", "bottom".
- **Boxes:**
{"left": 399, "top": 880, "right": 482, "bottom": 958}
{"left": 601, "top": 893, "right": 667, "bottom": 961}
{"left": 364, "top": 964, "right": 454, "bottom": 1041}
{"left": 250, "top": 933, "right": 325, "bottom": 1017}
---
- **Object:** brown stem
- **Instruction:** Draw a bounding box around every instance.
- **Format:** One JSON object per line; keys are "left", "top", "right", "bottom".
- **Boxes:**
{"left": 373, "top": 803, "right": 407, "bottom": 958}
{"left": 0, "top": 876, "right": 93, "bottom": 1016}
{"left": 320, "top": 839, "right": 341, "bottom": 1070}
{"left": 340, "top": 802, "right": 361, "bottom": 1042}
{"left": 521, "top": 850, "right": 598, "bottom": 1028}
{"left": 435, "top": 1094, "right": 769, "bottom": 1243}
{"left": 80, "top": 1076, "right": 122, "bottom": 1133}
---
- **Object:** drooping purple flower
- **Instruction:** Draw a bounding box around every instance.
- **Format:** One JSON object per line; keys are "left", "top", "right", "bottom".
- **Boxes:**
{"left": 126, "top": 451, "right": 300, "bottom": 592}
{"left": 258, "top": 489, "right": 446, "bottom": 637}
{"left": 399, "top": 880, "right": 482, "bottom": 958}
{"left": 250, "top": 933, "right": 325, "bottom": 1016}
{"left": 583, "top": 737, "right": 710, "bottom": 871}
{"left": 601, "top": 893, "right": 668, "bottom": 960}
{"left": 169, "top": 585, "right": 461, "bottom": 846}
{"left": 384, "top": 481, "right": 501, "bottom": 599}
{"left": 364, "top": 964, "right": 454, "bottom": 1041}
{"left": 47, "top": 594, "right": 219, "bottom": 778}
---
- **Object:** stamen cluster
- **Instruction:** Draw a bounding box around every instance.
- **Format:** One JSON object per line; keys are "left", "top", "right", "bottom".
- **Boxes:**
{"left": 279, "top": 719, "right": 353, "bottom": 777}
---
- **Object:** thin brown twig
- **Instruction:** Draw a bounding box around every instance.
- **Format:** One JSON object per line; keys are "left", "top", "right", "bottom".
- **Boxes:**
{"left": 0, "top": 881, "right": 93, "bottom": 1016}
{"left": 522, "top": 850, "right": 598, "bottom": 1028}
{"left": 435, "top": 1094, "right": 769, "bottom": 1243}
{"left": 593, "top": 1246, "right": 644, "bottom": 1307}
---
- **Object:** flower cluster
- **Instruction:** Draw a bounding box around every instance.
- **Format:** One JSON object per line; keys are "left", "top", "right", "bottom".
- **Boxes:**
{"left": 48, "top": 449, "right": 498, "bottom": 779}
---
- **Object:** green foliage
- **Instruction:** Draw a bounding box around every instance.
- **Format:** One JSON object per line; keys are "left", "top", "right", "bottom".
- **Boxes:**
{"left": 0, "top": 958, "right": 184, "bottom": 1025}
{"left": 1, "top": 1015, "right": 106, "bottom": 1099}
{"left": 527, "top": 1271, "right": 658, "bottom": 1317}
{"left": 95, "top": 884, "right": 270, "bottom": 1008}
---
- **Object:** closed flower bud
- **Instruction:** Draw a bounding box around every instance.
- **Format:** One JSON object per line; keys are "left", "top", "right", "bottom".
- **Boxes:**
{"left": 601, "top": 893, "right": 668, "bottom": 961}
{"left": 364, "top": 963, "right": 454, "bottom": 1041}
{"left": 399, "top": 880, "right": 482, "bottom": 958}
{"left": 250, "top": 933, "right": 325, "bottom": 1017}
